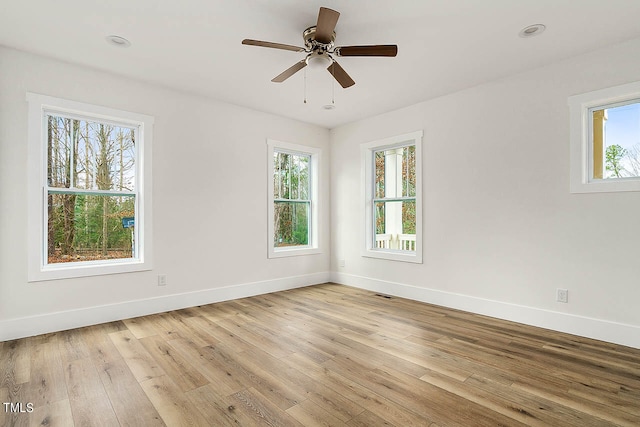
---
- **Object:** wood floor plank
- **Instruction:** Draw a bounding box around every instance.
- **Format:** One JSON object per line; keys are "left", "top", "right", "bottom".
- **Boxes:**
{"left": 346, "top": 409, "right": 393, "bottom": 427}
{"left": 179, "top": 316, "right": 222, "bottom": 346}
{"left": 0, "top": 339, "right": 31, "bottom": 387}
{"left": 139, "top": 335, "right": 209, "bottom": 392}
{"left": 282, "top": 352, "right": 434, "bottom": 426}
{"left": 231, "top": 387, "right": 305, "bottom": 427}
{"left": 23, "top": 337, "right": 67, "bottom": 408}
{"left": 2, "top": 283, "right": 639, "bottom": 426}
{"left": 84, "top": 324, "right": 165, "bottom": 426}
{"left": 185, "top": 384, "right": 251, "bottom": 427}
{"left": 422, "top": 368, "right": 612, "bottom": 427}
{"left": 0, "top": 386, "right": 8, "bottom": 427}
{"left": 225, "top": 347, "right": 308, "bottom": 410}
{"left": 58, "top": 328, "right": 91, "bottom": 364}
{"left": 182, "top": 314, "right": 255, "bottom": 354}
{"left": 109, "top": 330, "right": 165, "bottom": 383}
{"left": 511, "top": 375, "right": 640, "bottom": 426}
{"left": 165, "top": 338, "right": 245, "bottom": 395}
{"left": 286, "top": 398, "right": 348, "bottom": 426}
{"left": 306, "top": 388, "right": 364, "bottom": 423}
{"left": 64, "top": 356, "right": 119, "bottom": 426}
{"left": 28, "top": 398, "right": 74, "bottom": 427}
{"left": 122, "top": 316, "right": 160, "bottom": 340}
{"left": 139, "top": 375, "right": 211, "bottom": 426}
{"left": 147, "top": 311, "right": 213, "bottom": 347}
{"left": 215, "top": 317, "right": 294, "bottom": 359}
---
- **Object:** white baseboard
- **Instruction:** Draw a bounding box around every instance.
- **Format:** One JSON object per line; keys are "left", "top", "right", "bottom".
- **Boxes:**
{"left": 0, "top": 271, "right": 331, "bottom": 341}
{"left": 331, "top": 272, "right": 640, "bottom": 349}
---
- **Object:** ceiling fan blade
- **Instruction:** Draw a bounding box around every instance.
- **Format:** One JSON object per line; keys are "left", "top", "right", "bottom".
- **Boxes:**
{"left": 335, "top": 45, "right": 398, "bottom": 57}
{"left": 327, "top": 61, "right": 355, "bottom": 88}
{"left": 242, "top": 39, "right": 305, "bottom": 52}
{"left": 272, "top": 60, "right": 308, "bottom": 83}
{"left": 315, "top": 7, "right": 340, "bottom": 44}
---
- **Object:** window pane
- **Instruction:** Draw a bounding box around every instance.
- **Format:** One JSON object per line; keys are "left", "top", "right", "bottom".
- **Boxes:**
{"left": 274, "top": 201, "right": 309, "bottom": 247}
{"left": 375, "top": 151, "right": 385, "bottom": 198}
{"left": 47, "top": 116, "right": 74, "bottom": 188}
{"left": 374, "top": 200, "right": 416, "bottom": 251}
{"left": 47, "top": 115, "right": 136, "bottom": 191}
{"left": 402, "top": 145, "right": 416, "bottom": 197}
{"left": 374, "top": 201, "right": 385, "bottom": 234}
{"left": 273, "top": 151, "right": 310, "bottom": 201}
{"left": 402, "top": 200, "right": 416, "bottom": 234}
{"left": 592, "top": 101, "right": 640, "bottom": 179}
{"left": 47, "top": 193, "right": 136, "bottom": 263}
{"left": 298, "top": 155, "right": 310, "bottom": 200}
{"left": 374, "top": 145, "right": 416, "bottom": 198}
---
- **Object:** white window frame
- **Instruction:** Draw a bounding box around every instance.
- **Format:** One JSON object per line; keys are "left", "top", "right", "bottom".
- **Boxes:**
{"left": 569, "top": 80, "right": 640, "bottom": 193}
{"left": 27, "top": 93, "right": 153, "bottom": 281}
{"left": 361, "top": 130, "right": 423, "bottom": 263}
{"left": 267, "top": 139, "right": 321, "bottom": 258}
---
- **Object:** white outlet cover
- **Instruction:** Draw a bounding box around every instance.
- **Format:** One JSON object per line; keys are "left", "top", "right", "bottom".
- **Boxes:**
{"left": 557, "top": 289, "right": 568, "bottom": 303}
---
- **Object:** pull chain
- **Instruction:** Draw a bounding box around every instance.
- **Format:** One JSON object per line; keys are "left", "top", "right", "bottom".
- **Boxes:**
{"left": 303, "top": 67, "right": 307, "bottom": 104}
{"left": 332, "top": 72, "right": 335, "bottom": 105}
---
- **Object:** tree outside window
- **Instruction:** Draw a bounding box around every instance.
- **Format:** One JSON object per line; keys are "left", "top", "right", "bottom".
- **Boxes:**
{"left": 46, "top": 115, "right": 137, "bottom": 264}
{"left": 273, "top": 150, "right": 310, "bottom": 247}
{"left": 267, "top": 139, "right": 320, "bottom": 258}
{"left": 361, "top": 130, "right": 422, "bottom": 263}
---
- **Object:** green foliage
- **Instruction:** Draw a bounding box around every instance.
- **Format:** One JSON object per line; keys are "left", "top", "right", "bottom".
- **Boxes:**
{"left": 273, "top": 151, "right": 310, "bottom": 246}
{"left": 47, "top": 115, "right": 136, "bottom": 262}
{"left": 374, "top": 146, "right": 416, "bottom": 235}
{"left": 605, "top": 144, "right": 627, "bottom": 178}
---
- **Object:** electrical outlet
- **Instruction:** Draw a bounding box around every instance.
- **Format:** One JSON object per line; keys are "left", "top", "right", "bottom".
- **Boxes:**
{"left": 158, "top": 275, "right": 167, "bottom": 286}
{"left": 557, "top": 288, "right": 568, "bottom": 303}
{"left": 339, "top": 259, "right": 345, "bottom": 267}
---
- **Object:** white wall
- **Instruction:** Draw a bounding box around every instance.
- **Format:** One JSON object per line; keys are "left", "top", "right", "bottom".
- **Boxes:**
{"left": 0, "top": 47, "right": 331, "bottom": 340}
{"left": 3, "top": 37, "right": 640, "bottom": 349}
{"left": 330, "top": 37, "right": 640, "bottom": 349}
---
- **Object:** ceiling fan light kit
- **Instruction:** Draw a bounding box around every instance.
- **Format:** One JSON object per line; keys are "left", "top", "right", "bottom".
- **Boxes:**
{"left": 242, "top": 7, "right": 398, "bottom": 89}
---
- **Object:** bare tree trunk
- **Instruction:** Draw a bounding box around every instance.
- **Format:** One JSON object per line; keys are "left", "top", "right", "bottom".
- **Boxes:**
{"left": 84, "top": 121, "right": 91, "bottom": 245}
{"left": 61, "top": 119, "right": 78, "bottom": 255}
{"left": 98, "top": 124, "right": 110, "bottom": 256}
{"left": 102, "top": 196, "right": 108, "bottom": 256}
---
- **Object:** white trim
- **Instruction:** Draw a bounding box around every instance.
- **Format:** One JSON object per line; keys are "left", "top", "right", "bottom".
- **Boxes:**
{"left": 568, "top": 81, "right": 640, "bottom": 193}
{"left": 267, "top": 139, "right": 322, "bottom": 258}
{"left": 0, "top": 272, "right": 331, "bottom": 341}
{"left": 26, "top": 93, "right": 154, "bottom": 281}
{"left": 331, "top": 272, "right": 640, "bottom": 349}
{"left": 361, "top": 131, "right": 423, "bottom": 263}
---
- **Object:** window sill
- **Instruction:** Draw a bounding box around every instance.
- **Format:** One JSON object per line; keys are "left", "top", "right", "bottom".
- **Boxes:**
{"left": 362, "top": 249, "right": 423, "bottom": 264}
{"left": 28, "top": 258, "right": 152, "bottom": 282}
{"left": 570, "top": 177, "right": 640, "bottom": 193}
{"left": 268, "top": 247, "right": 321, "bottom": 259}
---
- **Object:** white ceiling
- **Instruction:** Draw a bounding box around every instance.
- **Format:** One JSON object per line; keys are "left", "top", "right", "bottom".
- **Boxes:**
{"left": 2, "top": 0, "right": 640, "bottom": 129}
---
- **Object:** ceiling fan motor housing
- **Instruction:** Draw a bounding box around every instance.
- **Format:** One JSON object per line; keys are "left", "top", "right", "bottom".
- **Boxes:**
{"left": 303, "top": 26, "right": 336, "bottom": 52}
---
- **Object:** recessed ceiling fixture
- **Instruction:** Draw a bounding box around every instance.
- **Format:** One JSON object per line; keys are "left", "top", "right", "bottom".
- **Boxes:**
{"left": 105, "top": 35, "right": 131, "bottom": 48}
{"left": 519, "top": 24, "right": 546, "bottom": 38}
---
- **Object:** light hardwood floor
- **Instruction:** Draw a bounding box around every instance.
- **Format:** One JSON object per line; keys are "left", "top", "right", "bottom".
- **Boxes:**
{"left": 1, "top": 283, "right": 639, "bottom": 426}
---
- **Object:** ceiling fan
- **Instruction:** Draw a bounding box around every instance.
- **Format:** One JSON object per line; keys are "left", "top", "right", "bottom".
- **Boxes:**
{"left": 242, "top": 7, "right": 397, "bottom": 88}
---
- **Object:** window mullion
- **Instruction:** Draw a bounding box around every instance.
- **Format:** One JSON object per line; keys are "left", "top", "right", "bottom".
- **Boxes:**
{"left": 47, "top": 187, "right": 135, "bottom": 197}
{"left": 372, "top": 196, "right": 415, "bottom": 203}
{"left": 70, "top": 119, "right": 75, "bottom": 189}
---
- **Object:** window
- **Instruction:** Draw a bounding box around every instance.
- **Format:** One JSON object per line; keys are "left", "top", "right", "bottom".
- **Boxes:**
{"left": 362, "top": 131, "right": 422, "bottom": 263}
{"left": 569, "top": 81, "right": 640, "bottom": 193}
{"left": 267, "top": 140, "right": 320, "bottom": 258}
{"left": 27, "top": 93, "right": 153, "bottom": 281}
